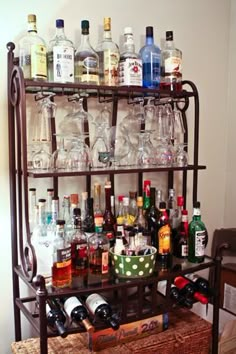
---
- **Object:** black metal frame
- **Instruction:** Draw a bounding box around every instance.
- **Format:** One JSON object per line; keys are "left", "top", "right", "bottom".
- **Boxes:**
{"left": 7, "top": 41, "right": 223, "bottom": 354}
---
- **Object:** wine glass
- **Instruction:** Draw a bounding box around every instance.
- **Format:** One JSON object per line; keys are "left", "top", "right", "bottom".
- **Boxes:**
{"left": 108, "top": 126, "right": 129, "bottom": 167}
{"left": 136, "top": 130, "right": 155, "bottom": 166}
{"left": 90, "top": 122, "right": 110, "bottom": 168}
{"left": 174, "top": 143, "right": 188, "bottom": 167}
{"left": 50, "top": 134, "right": 68, "bottom": 171}
{"left": 66, "top": 135, "right": 90, "bottom": 171}
{"left": 32, "top": 142, "right": 51, "bottom": 170}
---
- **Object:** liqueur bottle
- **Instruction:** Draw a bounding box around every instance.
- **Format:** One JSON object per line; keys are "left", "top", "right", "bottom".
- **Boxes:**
{"left": 70, "top": 208, "right": 88, "bottom": 275}
{"left": 146, "top": 187, "right": 160, "bottom": 247}
{"left": 173, "top": 209, "right": 188, "bottom": 258}
{"left": 139, "top": 26, "right": 161, "bottom": 88}
{"left": 96, "top": 17, "right": 120, "bottom": 85}
{"left": 85, "top": 293, "right": 120, "bottom": 330}
{"left": 83, "top": 197, "right": 95, "bottom": 236}
{"left": 87, "top": 227, "right": 109, "bottom": 275}
{"left": 63, "top": 296, "right": 94, "bottom": 332}
{"left": 18, "top": 14, "right": 47, "bottom": 81}
{"left": 174, "top": 276, "right": 208, "bottom": 304}
{"left": 75, "top": 20, "right": 99, "bottom": 84}
{"left": 156, "top": 201, "right": 172, "bottom": 270}
{"left": 52, "top": 220, "right": 72, "bottom": 288}
{"left": 161, "top": 30, "right": 182, "bottom": 91}
{"left": 103, "top": 181, "right": 116, "bottom": 246}
{"left": 118, "top": 27, "right": 142, "bottom": 86}
{"left": 188, "top": 201, "right": 208, "bottom": 263}
{"left": 46, "top": 298, "right": 67, "bottom": 337}
{"left": 47, "top": 19, "right": 75, "bottom": 83}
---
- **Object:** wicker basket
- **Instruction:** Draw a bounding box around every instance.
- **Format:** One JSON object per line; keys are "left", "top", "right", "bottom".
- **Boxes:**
{"left": 11, "top": 309, "right": 212, "bottom": 354}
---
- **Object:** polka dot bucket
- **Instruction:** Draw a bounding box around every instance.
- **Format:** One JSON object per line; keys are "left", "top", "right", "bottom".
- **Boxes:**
{"left": 110, "top": 246, "right": 157, "bottom": 278}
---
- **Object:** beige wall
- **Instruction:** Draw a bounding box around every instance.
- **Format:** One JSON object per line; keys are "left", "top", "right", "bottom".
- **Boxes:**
{"left": 0, "top": 0, "right": 232, "bottom": 353}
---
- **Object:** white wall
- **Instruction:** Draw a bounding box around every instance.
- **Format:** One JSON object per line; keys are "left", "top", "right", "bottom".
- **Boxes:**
{"left": 0, "top": 1, "right": 231, "bottom": 353}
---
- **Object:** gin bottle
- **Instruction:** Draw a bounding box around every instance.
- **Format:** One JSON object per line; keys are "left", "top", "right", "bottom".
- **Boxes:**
{"left": 75, "top": 20, "right": 99, "bottom": 84}
{"left": 96, "top": 17, "right": 119, "bottom": 86}
{"left": 18, "top": 14, "right": 47, "bottom": 81}
{"left": 139, "top": 26, "right": 161, "bottom": 88}
{"left": 47, "top": 19, "right": 75, "bottom": 83}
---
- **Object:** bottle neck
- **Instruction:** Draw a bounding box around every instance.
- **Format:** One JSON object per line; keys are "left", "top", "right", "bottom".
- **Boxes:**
{"left": 62, "top": 198, "right": 71, "bottom": 222}
{"left": 165, "top": 39, "right": 175, "bottom": 49}
{"left": 55, "top": 26, "right": 66, "bottom": 38}
{"left": 38, "top": 203, "right": 46, "bottom": 225}
{"left": 103, "top": 30, "right": 112, "bottom": 41}
{"left": 28, "top": 22, "right": 37, "bottom": 33}
{"left": 51, "top": 200, "right": 59, "bottom": 223}
{"left": 73, "top": 215, "right": 82, "bottom": 231}
{"left": 193, "top": 207, "right": 201, "bottom": 220}
{"left": 104, "top": 186, "right": 112, "bottom": 212}
{"left": 80, "top": 32, "right": 91, "bottom": 49}
{"left": 146, "top": 35, "right": 154, "bottom": 45}
{"left": 123, "top": 33, "right": 135, "bottom": 53}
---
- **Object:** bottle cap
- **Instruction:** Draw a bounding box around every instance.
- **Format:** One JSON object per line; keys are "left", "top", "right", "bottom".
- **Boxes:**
{"left": 52, "top": 196, "right": 59, "bottom": 201}
{"left": 159, "top": 201, "right": 166, "bottom": 209}
{"left": 169, "top": 188, "right": 175, "bottom": 196}
{"left": 28, "top": 14, "right": 36, "bottom": 23}
{"left": 166, "top": 30, "right": 173, "bottom": 41}
{"left": 146, "top": 26, "right": 153, "bottom": 37}
{"left": 70, "top": 193, "right": 79, "bottom": 205}
{"left": 73, "top": 208, "right": 81, "bottom": 216}
{"left": 104, "top": 17, "right": 111, "bottom": 31}
{"left": 56, "top": 219, "right": 65, "bottom": 225}
{"left": 129, "top": 191, "right": 137, "bottom": 199}
{"left": 194, "top": 292, "right": 208, "bottom": 305}
{"left": 182, "top": 209, "right": 188, "bottom": 215}
{"left": 118, "top": 195, "right": 124, "bottom": 202}
{"left": 47, "top": 188, "right": 54, "bottom": 193}
{"left": 177, "top": 196, "right": 184, "bottom": 206}
{"left": 124, "top": 27, "right": 133, "bottom": 35}
{"left": 81, "top": 20, "right": 89, "bottom": 29}
{"left": 56, "top": 19, "right": 64, "bottom": 28}
{"left": 193, "top": 201, "right": 200, "bottom": 208}
{"left": 29, "top": 188, "right": 36, "bottom": 191}
{"left": 38, "top": 198, "right": 46, "bottom": 203}
{"left": 137, "top": 196, "right": 143, "bottom": 207}
{"left": 116, "top": 231, "right": 123, "bottom": 237}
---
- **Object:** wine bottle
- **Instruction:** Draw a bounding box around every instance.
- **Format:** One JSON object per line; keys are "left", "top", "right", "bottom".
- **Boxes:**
{"left": 173, "top": 209, "right": 188, "bottom": 258}
{"left": 63, "top": 296, "right": 94, "bottom": 333}
{"left": 157, "top": 280, "right": 193, "bottom": 309}
{"left": 185, "top": 273, "right": 213, "bottom": 296}
{"left": 146, "top": 187, "right": 160, "bottom": 247}
{"left": 85, "top": 293, "right": 120, "bottom": 330}
{"left": 46, "top": 299, "right": 67, "bottom": 337}
{"left": 174, "top": 276, "right": 208, "bottom": 304}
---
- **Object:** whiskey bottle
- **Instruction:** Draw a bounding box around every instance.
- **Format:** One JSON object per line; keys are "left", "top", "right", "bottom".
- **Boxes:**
{"left": 47, "top": 18, "right": 74, "bottom": 83}
{"left": 85, "top": 293, "right": 120, "bottom": 330}
{"left": 63, "top": 296, "right": 94, "bottom": 332}
{"left": 156, "top": 201, "right": 172, "bottom": 270}
{"left": 18, "top": 14, "right": 47, "bottom": 80}
{"left": 188, "top": 201, "right": 207, "bottom": 263}
{"left": 75, "top": 20, "right": 99, "bottom": 84}
{"left": 96, "top": 17, "right": 120, "bottom": 86}
{"left": 70, "top": 208, "right": 88, "bottom": 275}
{"left": 52, "top": 220, "right": 72, "bottom": 288}
{"left": 46, "top": 298, "right": 67, "bottom": 337}
{"left": 118, "top": 27, "right": 142, "bottom": 86}
{"left": 139, "top": 26, "right": 161, "bottom": 88}
{"left": 161, "top": 30, "right": 182, "bottom": 91}
{"left": 88, "top": 228, "right": 110, "bottom": 275}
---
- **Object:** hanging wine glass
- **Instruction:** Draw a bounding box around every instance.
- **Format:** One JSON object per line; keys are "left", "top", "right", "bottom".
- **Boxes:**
{"left": 66, "top": 134, "right": 90, "bottom": 171}
{"left": 90, "top": 122, "right": 110, "bottom": 168}
{"left": 108, "top": 126, "right": 129, "bottom": 167}
{"left": 136, "top": 130, "right": 155, "bottom": 166}
{"left": 174, "top": 143, "right": 189, "bottom": 167}
{"left": 120, "top": 106, "right": 141, "bottom": 147}
{"left": 50, "top": 134, "right": 68, "bottom": 171}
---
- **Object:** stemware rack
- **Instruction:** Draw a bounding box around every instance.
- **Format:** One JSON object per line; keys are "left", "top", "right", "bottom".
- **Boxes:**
{"left": 7, "top": 41, "right": 225, "bottom": 354}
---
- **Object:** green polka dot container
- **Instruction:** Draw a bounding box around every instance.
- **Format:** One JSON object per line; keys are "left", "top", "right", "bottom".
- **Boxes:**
{"left": 110, "top": 247, "right": 157, "bottom": 278}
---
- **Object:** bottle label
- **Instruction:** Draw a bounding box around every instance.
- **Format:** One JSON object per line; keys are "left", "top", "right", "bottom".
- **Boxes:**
{"left": 181, "top": 244, "right": 188, "bottom": 257}
{"left": 102, "top": 251, "right": 109, "bottom": 274}
{"left": 117, "top": 224, "right": 125, "bottom": 236}
{"left": 103, "top": 50, "right": 119, "bottom": 85}
{"left": 86, "top": 293, "right": 108, "bottom": 314}
{"left": 142, "top": 53, "right": 161, "bottom": 85}
{"left": 55, "top": 246, "right": 71, "bottom": 268}
{"left": 64, "top": 296, "right": 82, "bottom": 317}
{"left": 195, "top": 230, "right": 206, "bottom": 256}
{"left": 53, "top": 46, "right": 74, "bottom": 83}
{"left": 30, "top": 44, "right": 47, "bottom": 80}
{"left": 119, "top": 58, "right": 142, "bottom": 86}
{"left": 158, "top": 224, "right": 171, "bottom": 254}
{"left": 76, "top": 57, "right": 99, "bottom": 84}
{"left": 164, "top": 56, "right": 182, "bottom": 77}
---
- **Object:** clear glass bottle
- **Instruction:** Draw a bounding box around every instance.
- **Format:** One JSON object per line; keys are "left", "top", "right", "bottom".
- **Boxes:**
{"left": 134, "top": 196, "right": 147, "bottom": 231}
{"left": 52, "top": 219, "right": 72, "bottom": 288}
{"left": 139, "top": 26, "right": 161, "bottom": 88}
{"left": 129, "top": 191, "right": 138, "bottom": 221}
{"left": 188, "top": 201, "right": 207, "bottom": 263}
{"left": 61, "top": 195, "right": 73, "bottom": 240}
{"left": 47, "top": 19, "right": 75, "bottom": 83}
{"left": 156, "top": 189, "right": 163, "bottom": 209}
{"left": 47, "top": 196, "right": 60, "bottom": 239}
{"left": 18, "top": 14, "right": 47, "bottom": 81}
{"left": 167, "top": 188, "right": 176, "bottom": 227}
{"left": 88, "top": 228, "right": 109, "bottom": 275}
{"left": 173, "top": 209, "right": 188, "bottom": 258}
{"left": 118, "top": 27, "right": 142, "bottom": 86}
{"left": 70, "top": 208, "right": 88, "bottom": 275}
{"left": 96, "top": 17, "right": 119, "bottom": 86}
{"left": 75, "top": 20, "right": 99, "bottom": 84}
{"left": 29, "top": 187, "right": 36, "bottom": 232}
{"left": 161, "top": 30, "right": 182, "bottom": 91}
{"left": 93, "top": 183, "right": 103, "bottom": 233}
{"left": 81, "top": 192, "right": 88, "bottom": 223}
{"left": 46, "top": 188, "right": 54, "bottom": 225}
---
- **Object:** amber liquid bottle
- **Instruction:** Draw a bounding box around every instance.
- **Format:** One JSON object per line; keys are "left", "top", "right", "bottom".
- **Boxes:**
{"left": 156, "top": 201, "right": 172, "bottom": 270}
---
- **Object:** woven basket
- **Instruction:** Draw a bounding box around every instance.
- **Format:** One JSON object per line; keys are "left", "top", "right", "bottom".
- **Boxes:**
{"left": 11, "top": 309, "right": 212, "bottom": 354}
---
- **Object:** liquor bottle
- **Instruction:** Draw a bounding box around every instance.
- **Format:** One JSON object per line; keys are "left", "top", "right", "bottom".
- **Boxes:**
{"left": 61, "top": 195, "right": 73, "bottom": 240}
{"left": 156, "top": 201, "right": 172, "bottom": 270}
{"left": 83, "top": 197, "right": 95, "bottom": 236}
{"left": 29, "top": 187, "right": 36, "bottom": 232}
{"left": 146, "top": 187, "right": 160, "bottom": 247}
{"left": 143, "top": 180, "right": 151, "bottom": 215}
{"left": 139, "top": 26, "right": 161, "bottom": 88}
{"left": 63, "top": 296, "right": 94, "bottom": 332}
{"left": 18, "top": 14, "right": 47, "bottom": 81}
{"left": 88, "top": 225, "right": 109, "bottom": 275}
{"left": 118, "top": 27, "right": 142, "bottom": 86}
{"left": 75, "top": 20, "right": 99, "bottom": 84}
{"left": 81, "top": 192, "right": 88, "bottom": 223}
{"left": 31, "top": 198, "right": 52, "bottom": 280}
{"left": 113, "top": 231, "right": 126, "bottom": 255}
{"left": 110, "top": 195, "right": 115, "bottom": 217}
{"left": 185, "top": 273, "right": 213, "bottom": 296}
{"left": 156, "top": 189, "right": 163, "bottom": 209}
{"left": 188, "top": 201, "right": 208, "bottom": 263}
{"left": 46, "top": 196, "right": 60, "bottom": 239}
{"left": 157, "top": 280, "right": 193, "bottom": 309}
{"left": 161, "top": 30, "right": 182, "bottom": 91}
{"left": 174, "top": 276, "right": 208, "bottom": 304}
{"left": 134, "top": 196, "right": 147, "bottom": 232}
{"left": 103, "top": 181, "right": 116, "bottom": 246}
{"left": 70, "top": 208, "right": 88, "bottom": 275}
{"left": 167, "top": 188, "right": 176, "bottom": 227}
{"left": 46, "top": 298, "right": 67, "bottom": 337}
{"left": 96, "top": 17, "right": 120, "bottom": 86}
{"left": 116, "top": 195, "right": 124, "bottom": 235}
{"left": 52, "top": 220, "right": 72, "bottom": 288}
{"left": 129, "top": 191, "right": 138, "bottom": 220}
{"left": 173, "top": 209, "right": 188, "bottom": 258}
{"left": 93, "top": 183, "right": 103, "bottom": 233}
{"left": 85, "top": 293, "right": 120, "bottom": 330}
{"left": 46, "top": 188, "right": 54, "bottom": 225}
{"left": 172, "top": 195, "right": 184, "bottom": 233}
{"left": 47, "top": 19, "right": 74, "bottom": 83}
{"left": 127, "top": 231, "right": 136, "bottom": 256}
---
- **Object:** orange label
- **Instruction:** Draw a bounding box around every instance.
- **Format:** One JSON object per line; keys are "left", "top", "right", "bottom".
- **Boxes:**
{"left": 158, "top": 224, "right": 171, "bottom": 254}
{"left": 54, "top": 259, "right": 71, "bottom": 269}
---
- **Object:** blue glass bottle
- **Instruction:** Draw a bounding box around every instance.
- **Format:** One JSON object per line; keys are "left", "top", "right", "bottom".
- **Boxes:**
{"left": 139, "top": 26, "right": 161, "bottom": 88}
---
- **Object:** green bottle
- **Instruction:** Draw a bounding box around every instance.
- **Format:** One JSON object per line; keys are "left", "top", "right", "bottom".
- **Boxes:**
{"left": 188, "top": 201, "right": 207, "bottom": 263}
